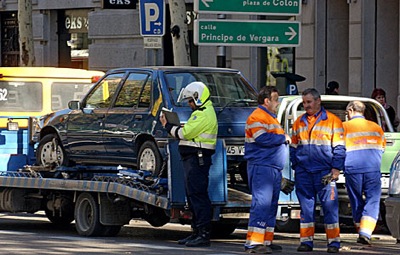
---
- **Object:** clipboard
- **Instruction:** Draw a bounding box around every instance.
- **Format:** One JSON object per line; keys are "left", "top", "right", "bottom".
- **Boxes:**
{"left": 162, "top": 107, "right": 181, "bottom": 126}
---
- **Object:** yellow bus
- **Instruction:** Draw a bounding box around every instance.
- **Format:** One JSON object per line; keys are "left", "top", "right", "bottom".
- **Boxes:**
{"left": 0, "top": 67, "right": 104, "bottom": 128}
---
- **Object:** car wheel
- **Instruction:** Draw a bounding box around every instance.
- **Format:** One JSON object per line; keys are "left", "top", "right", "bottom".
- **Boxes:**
{"left": 138, "top": 141, "right": 163, "bottom": 177}
{"left": 36, "top": 134, "right": 70, "bottom": 167}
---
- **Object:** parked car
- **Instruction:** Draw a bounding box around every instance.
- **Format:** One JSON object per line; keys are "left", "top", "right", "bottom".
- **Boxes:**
{"left": 35, "top": 67, "right": 258, "bottom": 178}
{"left": 384, "top": 151, "right": 400, "bottom": 240}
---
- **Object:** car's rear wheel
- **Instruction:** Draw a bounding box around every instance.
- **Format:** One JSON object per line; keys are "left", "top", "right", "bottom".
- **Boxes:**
{"left": 138, "top": 141, "right": 163, "bottom": 177}
{"left": 37, "top": 134, "right": 70, "bottom": 167}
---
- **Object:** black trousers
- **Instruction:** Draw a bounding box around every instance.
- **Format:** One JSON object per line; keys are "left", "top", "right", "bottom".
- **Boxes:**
{"left": 181, "top": 153, "right": 212, "bottom": 229}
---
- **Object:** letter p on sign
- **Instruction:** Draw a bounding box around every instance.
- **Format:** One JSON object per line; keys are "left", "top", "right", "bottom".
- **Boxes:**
{"left": 145, "top": 3, "right": 159, "bottom": 31}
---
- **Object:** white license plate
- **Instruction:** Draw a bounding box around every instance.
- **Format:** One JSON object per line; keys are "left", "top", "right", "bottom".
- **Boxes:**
{"left": 382, "top": 176, "right": 390, "bottom": 189}
{"left": 226, "top": 145, "right": 245, "bottom": 155}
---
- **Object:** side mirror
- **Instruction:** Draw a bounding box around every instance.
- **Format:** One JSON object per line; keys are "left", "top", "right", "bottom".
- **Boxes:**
{"left": 68, "top": 100, "right": 81, "bottom": 110}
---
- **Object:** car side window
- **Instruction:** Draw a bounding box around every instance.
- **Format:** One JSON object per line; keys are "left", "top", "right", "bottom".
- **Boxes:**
{"left": 114, "top": 73, "right": 151, "bottom": 108}
{"left": 86, "top": 73, "right": 124, "bottom": 109}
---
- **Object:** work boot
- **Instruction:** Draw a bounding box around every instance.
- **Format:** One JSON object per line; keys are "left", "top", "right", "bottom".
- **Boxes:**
{"left": 185, "top": 227, "right": 210, "bottom": 247}
{"left": 357, "top": 234, "right": 371, "bottom": 245}
{"left": 177, "top": 228, "right": 198, "bottom": 245}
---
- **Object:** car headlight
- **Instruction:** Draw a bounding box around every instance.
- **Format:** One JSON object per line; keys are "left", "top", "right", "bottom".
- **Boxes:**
{"left": 389, "top": 153, "right": 400, "bottom": 195}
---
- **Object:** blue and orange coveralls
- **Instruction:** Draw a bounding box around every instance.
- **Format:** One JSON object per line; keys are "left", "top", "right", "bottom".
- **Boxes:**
{"left": 244, "top": 105, "right": 289, "bottom": 248}
{"left": 343, "top": 116, "right": 385, "bottom": 239}
{"left": 290, "top": 107, "right": 346, "bottom": 249}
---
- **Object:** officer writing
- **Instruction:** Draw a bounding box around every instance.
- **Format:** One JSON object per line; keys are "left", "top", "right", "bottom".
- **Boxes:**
{"left": 343, "top": 101, "right": 386, "bottom": 245}
{"left": 290, "top": 88, "right": 345, "bottom": 253}
{"left": 243, "top": 86, "right": 292, "bottom": 254}
{"left": 160, "top": 81, "right": 218, "bottom": 247}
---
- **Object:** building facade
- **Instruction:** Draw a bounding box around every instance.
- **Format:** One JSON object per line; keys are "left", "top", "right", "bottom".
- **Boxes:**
{"left": 0, "top": 0, "right": 399, "bottom": 114}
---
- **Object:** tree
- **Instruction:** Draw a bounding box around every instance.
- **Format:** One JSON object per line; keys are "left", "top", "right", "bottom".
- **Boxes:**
{"left": 169, "top": 0, "right": 191, "bottom": 66}
{"left": 18, "top": 0, "right": 35, "bottom": 66}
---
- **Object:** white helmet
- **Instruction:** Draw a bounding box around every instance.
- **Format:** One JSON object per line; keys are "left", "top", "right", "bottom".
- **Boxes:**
{"left": 177, "top": 82, "right": 210, "bottom": 107}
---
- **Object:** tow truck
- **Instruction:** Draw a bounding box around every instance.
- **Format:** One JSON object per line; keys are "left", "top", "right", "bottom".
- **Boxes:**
{"left": 0, "top": 116, "right": 251, "bottom": 237}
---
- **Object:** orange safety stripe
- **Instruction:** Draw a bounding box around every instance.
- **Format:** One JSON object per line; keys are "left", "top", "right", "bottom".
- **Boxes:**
{"left": 246, "top": 231, "right": 265, "bottom": 244}
{"left": 300, "top": 226, "right": 315, "bottom": 238}
{"left": 360, "top": 217, "right": 377, "bottom": 232}
{"left": 343, "top": 118, "right": 386, "bottom": 151}
{"left": 245, "top": 108, "right": 284, "bottom": 139}
{"left": 263, "top": 231, "right": 274, "bottom": 242}
{"left": 292, "top": 111, "right": 344, "bottom": 146}
{"left": 326, "top": 227, "right": 340, "bottom": 239}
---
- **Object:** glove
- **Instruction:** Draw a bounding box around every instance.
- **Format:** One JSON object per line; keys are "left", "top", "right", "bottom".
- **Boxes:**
{"left": 281, "top": 177, "right": 295, "bottom": 195}
{"left": 321, "top": 173, "right": 339, "bottom": 186}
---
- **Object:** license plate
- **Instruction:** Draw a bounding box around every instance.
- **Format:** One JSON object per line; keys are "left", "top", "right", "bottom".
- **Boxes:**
{"left": 226, "top": 145, "right": 245, "bottom": 155}
{"left": 382, "top": 176, "right": 390, "bottom": 189}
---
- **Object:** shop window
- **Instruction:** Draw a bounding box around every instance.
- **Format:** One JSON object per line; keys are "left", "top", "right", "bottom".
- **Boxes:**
{"left": 1, "top": 12, "right": 19, "bottom": 66}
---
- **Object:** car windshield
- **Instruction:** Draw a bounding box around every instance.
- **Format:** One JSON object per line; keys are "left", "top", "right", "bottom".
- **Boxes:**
{"left": 0, "top": 81, "right": 42, "bottom": 112}
{"left": 164, "top": 71, "right": 258, "bottom": 107}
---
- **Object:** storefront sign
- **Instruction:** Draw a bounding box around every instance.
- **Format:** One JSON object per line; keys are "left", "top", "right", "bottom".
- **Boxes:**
{"left": 102, "top": 0, "right": 137, "bottom": 9}
{"left": 65, "top": 10, "right": 89, "bottom": 33}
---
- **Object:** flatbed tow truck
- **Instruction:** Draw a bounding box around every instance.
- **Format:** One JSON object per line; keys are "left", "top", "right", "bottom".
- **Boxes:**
{"left": 0, "top": 121, "right": 251, "bottom": 237}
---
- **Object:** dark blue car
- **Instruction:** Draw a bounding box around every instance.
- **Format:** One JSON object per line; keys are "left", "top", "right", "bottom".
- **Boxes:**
{"left": 36, "top": 67, "right": 258, "bottom": 179}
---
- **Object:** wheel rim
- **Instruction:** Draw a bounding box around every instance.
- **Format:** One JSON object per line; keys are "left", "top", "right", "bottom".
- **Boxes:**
{"left": 78, "top": 198, "right": 94, "bottom": 232}
{"left": 139, "top": 148, "right": 156, "bottom": 172}
{"left": 40, "top": 141, "right": 64, "bottom": 166}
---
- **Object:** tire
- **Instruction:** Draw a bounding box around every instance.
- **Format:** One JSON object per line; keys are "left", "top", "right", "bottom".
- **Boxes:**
{"left": 45, "top": 206, "right": 74, "bottom": 227}
{"left": 74, "top": 193, "right": 103, "bottom": 236}
{"left": 36, "top": 134, "right": 70, "bottom": 167}
{"left": 275, "top": 218, "right": 300, "bottom": 233}
{"left": 102, "top": 225, "right": 122, "bottom": 237}
{"left": 138, "top": 141, "right": 163, "bottom": 177}
{"left": 143, "top": 207, "right": 170, "bottom": 227}
{"left": 211, "top": 221, "right": 239, "bottom": 238}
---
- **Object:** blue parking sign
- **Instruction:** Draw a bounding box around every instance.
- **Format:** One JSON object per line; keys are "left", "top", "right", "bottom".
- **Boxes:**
{"left": 139, "top": 0, "right": 165, "bottom": 36}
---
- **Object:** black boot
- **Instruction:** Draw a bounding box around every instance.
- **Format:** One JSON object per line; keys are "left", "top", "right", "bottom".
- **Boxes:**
{"left": 177, "top": 228, "right": 198, "bottom": 245}
{"left": 185, "top": 227, "right": 210, "bottom": 247}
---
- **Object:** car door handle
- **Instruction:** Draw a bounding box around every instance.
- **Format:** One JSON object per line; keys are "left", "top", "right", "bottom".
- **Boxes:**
{"left": 386, "top": 139, "right": 394, "bottom": 146}
{"left": 134, "top": 115, "right": 142, "bottom": 120}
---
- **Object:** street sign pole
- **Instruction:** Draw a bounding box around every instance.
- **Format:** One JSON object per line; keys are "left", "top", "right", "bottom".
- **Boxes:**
{"left": 139, "top": 0, "right": 165, "bottom": 65}
{"left": 194, "top": 19, "right": 300, "bottom": 47}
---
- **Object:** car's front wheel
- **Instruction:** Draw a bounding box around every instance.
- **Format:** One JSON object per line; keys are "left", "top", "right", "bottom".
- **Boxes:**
{"left": 138, "top": 141, "right": 163, "bottom": 177}
{"left": 37, "top": 133, "right": 70, "bottom": 167}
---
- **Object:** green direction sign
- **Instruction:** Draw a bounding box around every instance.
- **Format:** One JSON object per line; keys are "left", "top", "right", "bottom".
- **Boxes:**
{"left": 194, "top": 19, "right": 300, "bottom": 47}
{"left": 194, "top": 0, "right": 301, "bottom": 16}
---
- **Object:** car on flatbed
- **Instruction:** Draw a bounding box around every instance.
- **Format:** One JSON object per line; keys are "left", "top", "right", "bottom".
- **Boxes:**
{"left": 35, "top": 67, "right": 258, "bottom": 179}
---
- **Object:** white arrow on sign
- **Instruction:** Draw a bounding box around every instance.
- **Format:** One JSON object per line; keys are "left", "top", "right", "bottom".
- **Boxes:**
{"left": 201, "top": 0, "right": 214, "bottom": 8}
{"left": 285, "top": 27, "right": 297, "bottom": 41}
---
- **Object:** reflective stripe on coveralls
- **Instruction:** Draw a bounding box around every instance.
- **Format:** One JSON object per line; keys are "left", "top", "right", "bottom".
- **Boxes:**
{"left": 290, "top": 108, "right": 345, "bottom": 249}
{"left": 244, "top": 106, "right": 288, "bottom": 247}
{"left": 343, "top": 116, "right": 385, "bottom": 239}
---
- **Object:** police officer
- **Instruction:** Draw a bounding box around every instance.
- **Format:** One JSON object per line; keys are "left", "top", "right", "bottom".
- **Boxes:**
{"left": 343, "top": 101, "right": 386, "bottom": 245}
{"left": 244, "top": 86, "right": 292, "bottom": 254}
{"left": 160, "top": 81, "right": 218, "bottom": 247}
{"left": 290, "top": 88, "right": 345, "bottom": 253}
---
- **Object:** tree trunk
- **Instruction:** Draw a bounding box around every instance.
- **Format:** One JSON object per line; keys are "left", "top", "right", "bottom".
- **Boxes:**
{"left": 169, "top": 0, "right": 191, "bottom": 66}
{"left": 18, "top": 0, "right": 35, "bottom": 66}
